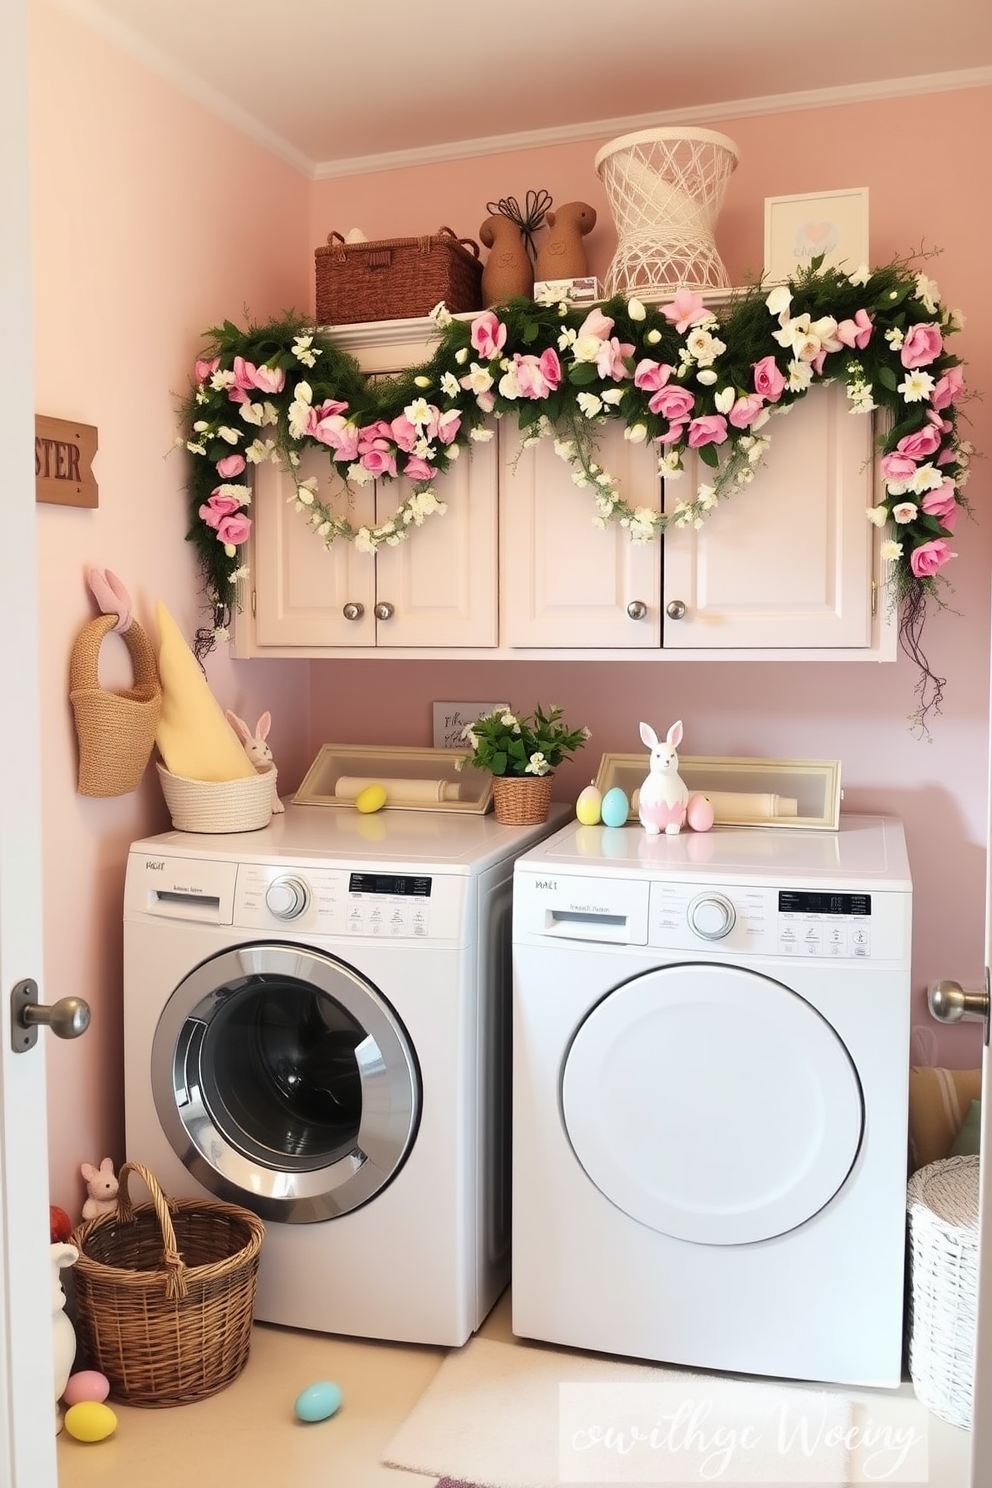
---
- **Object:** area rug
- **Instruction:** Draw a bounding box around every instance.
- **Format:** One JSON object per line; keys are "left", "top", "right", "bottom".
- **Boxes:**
{"left": 384, "top": 1336, "right": 870, "bottom": 1487}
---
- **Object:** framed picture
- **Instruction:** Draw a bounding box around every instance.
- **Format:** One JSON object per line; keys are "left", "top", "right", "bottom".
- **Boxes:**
{"left": 593, "top": 755, "right": 843, "bottom": 831}
{"left": 764, "top": 188, "right": 869, "bottom": 284}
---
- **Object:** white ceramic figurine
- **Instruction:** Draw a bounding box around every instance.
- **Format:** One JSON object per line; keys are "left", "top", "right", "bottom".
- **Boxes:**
{"left": 637, "top": 720, "right": 690, "bottom": 836}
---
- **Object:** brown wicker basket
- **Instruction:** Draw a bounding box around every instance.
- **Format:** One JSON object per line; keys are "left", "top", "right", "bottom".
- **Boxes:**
{"left": 491, "top": 773, "right": 555, "bottom": 825}
{"left": 315, "top": 226, "right": 482, "bottom": 325}
{"left": 68, "top": 615, "right": 162, "bottom": 796}
{"left": 70, "top": 1161, "right": 264, "bottom": 1408}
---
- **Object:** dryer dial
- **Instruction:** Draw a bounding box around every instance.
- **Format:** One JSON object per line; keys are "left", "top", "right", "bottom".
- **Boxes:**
{"left": 265, "top": 876, "right": 310, "bottom": 920}
{"left": 687, "top": 893, "right": 736, "bottom": 940}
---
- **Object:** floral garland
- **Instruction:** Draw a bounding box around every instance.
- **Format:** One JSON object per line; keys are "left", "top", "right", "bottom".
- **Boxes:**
{"left": 181, "top": 254, "right": 970, "bottom": 725}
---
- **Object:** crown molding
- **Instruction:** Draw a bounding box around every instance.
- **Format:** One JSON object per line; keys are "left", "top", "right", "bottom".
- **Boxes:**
{"left": 314, "top": 67, "right": 992, "bottom": 180}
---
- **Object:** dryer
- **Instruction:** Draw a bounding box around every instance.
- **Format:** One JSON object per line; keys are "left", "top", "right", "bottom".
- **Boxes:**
{"left": 124, "top": 802, "right": 565, "bottom": 1346}
{"left": 511, "top": 815, "right": 913, "bottom": 1386}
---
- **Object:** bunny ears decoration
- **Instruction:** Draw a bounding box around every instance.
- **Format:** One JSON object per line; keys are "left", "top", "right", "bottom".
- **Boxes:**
{"left": 85, "top": 567, "right": 133, "bottom": 632}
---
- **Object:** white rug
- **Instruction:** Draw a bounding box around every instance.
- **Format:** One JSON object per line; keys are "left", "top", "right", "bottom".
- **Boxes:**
{"left": 382, "top": 1336, "right": 867, "bottom": 1487}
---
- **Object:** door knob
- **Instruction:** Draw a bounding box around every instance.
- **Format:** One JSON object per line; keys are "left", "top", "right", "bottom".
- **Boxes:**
{"left": 626, "top": 600, "right": 648, "bottom": 620}
{"left": 928, "top": 973, "right": 990, "bottom": 1044}
{"left": 374, "top": 602, "right": 395, "bottom": 621}
{"left": 10, "top": 978, "right": 91, "bottom": 1053}
{"left": 342, "top": 602, "right": 364, "bottom": 621}
{"left": 666, "top": 599, "right": 687, "bottom": 620}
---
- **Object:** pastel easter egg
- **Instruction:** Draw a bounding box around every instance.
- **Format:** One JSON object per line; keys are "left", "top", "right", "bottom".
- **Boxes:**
{"left": 600, "top": 787, "right": 630, "bottom": 829}
{"left": 64, "top": 1400, "right": 117, "bottom": 1442}
{"left": 686, "top": 793, "right": 715, "bottom": 833}
{"left": 355, "top": 784, "right": 387, "bottom": 814}
{"left": 63, "top": 1370, "right": 111, "bottom": 1406}
{"left": 294, "top": 1380, "right": 343, "bottom": 1423}
{"left": 575, "top": 785, "right": 602, "bottom": 826}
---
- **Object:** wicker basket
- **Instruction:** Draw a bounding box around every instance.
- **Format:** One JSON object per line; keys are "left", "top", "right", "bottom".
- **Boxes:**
{"left": 69, "top": 615, "right": 162, "bottom": 796}
{"left": 491, "top": 773, "right": 555, "bottom": 825}
{"left": 70, "top": 1162, "right": 264, "bottom": 1407}
{"left": 315, "top": 226, "right": 483, "bottom": 325}
{"left": 157, "top": 761, "right": 276, "bottom": 832}
{"left": 906, "top": 1154, "right": 979, "bottom": 1428}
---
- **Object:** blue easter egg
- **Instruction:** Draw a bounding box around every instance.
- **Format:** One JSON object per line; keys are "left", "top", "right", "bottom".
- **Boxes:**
{"left": 601, "top": 787, "right": 630, "bottom": 828}
{"left": 294, "top": 1380, "right": 343, "bottom": 1423}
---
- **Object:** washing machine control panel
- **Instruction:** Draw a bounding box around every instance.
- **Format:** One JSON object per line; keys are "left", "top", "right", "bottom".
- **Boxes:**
{"left": 231, "top": 862, "right": 465, "bottom": 940}
{"left": 649, "top": 882, "right": 884, "bottom": 959}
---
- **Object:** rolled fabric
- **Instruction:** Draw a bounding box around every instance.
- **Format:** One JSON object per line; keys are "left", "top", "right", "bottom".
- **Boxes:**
{"left": 631, "top": 788, "right": 798, "bottom": 819}
{"left": 335, "top": 776, "right": 461, "bottom": 804}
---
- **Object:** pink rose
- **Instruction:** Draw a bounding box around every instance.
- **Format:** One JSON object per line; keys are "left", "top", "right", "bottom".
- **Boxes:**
{"left": 514, "top": 349, "right": 562, "bottom": 399}
{"left": 594, "top": 336, "right": 635, "bottom": 382}
{"left": 404, "top": 455, "right": 438, "bottom": 482}
{"left": 314, "top": 417, "right": 359, "bottom": 462}
{"left": 836, "top": 310, "right": 873, "bottom": 350}
{"left": 900, "top": 323, "right": 943, "bottom": 369}
{"left": 358, "top": 421, "right": 394, "bottom": 453}
{"left": 729, "top": 394, "right": 766, "bottom": 429}
{"left": 216, "top": 453, "right": 246, "bottom": 478}
{"left": 195, "top": 356, "right": 220, "bottom": 383}
{"left": 909, "top": 538, "right": 954, "bottom": 578}
{"left": 649, "top": 386, "right": 696, "bottom": 422}
{"left": 360, "top": 447, "right": 398, "bottom": 479}
{"left": 753, "top": 355, "right": 785, "bottom": 402}
{"left": 470, "top": 312, "right": 507, "bottom": 359}
{"left": 200, "top": 492, "right": 241, "bottom": 528}
{"left": 215, "top": 512, "right": 251, "bottom": 546}
{"left": 576, "top": 308, "right": 615, "bottom": 342}
{"left": 250, "top": 362, "right": 286, "bottom": 395}
{"left": 687, "top": 414, "right": 729, "bottom": 449}
{"left": 931, "top": 365, "right": 965, "bottom": 410}
{"left": 657, "top": 423, "right": 688, "bottom": 446}
{"left": 634, "top": 359, "right": 673, "bottom": 392}
{"left": 390, "top": 415, "right": 419, "bottom": 452}
{"left": 436, "top": 409, "right": 462, "bottom": 443}
{"left": 896, "top": 425, "right": 942, "bottom": 460}
{"left": 880, "top": 452, "right": 917, "bottom": 486}
{"left": 921, "top": 481, "right": 959, "bottom": 528}
{"left": 661, "top": 289, "right": 709, "bottom": 334}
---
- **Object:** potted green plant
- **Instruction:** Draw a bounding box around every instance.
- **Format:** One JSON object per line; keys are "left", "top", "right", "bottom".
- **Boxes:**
{"left": 460, "top": 704, "right": 590, "bottom": 823}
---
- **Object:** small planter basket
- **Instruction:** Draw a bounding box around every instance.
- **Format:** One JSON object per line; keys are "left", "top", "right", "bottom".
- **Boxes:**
{"left": 906, "top": 1153, "right": 979, "bottom": 1429}
{"left": 315, "top": 226, "right": 483, "bottom": 325}
{"left": 70, "top": 1161, "right": 265, "bottom": 1408}
{"left": 491, "top": 773, "right": 555, "bottom": 825}
{"left": 156, "top": 761, "right": 276, "bottom": 832}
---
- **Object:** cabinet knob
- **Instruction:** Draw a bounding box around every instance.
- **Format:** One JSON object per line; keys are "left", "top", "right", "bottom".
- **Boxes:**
{"left": 342, "top": 602, "right": 365, "bottom": 621}
{"left": 626, "top": 600, "right": 648, "bottom": 621}
{"left": 374, "top": 602, "right": 395, "bottom": 621}
{"left": 666, "top": 599, "right": 687, "bottom": 620}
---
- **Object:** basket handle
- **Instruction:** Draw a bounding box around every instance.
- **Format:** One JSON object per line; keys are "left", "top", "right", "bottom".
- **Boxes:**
{"left": 68, "top": 614, "right": 161, "bottom": 696}
{"left": 434, "top": 225, "right": 480, "bottom": 260}
{"left": 116, "top": 1161, "right": 189, "bottom": 1301}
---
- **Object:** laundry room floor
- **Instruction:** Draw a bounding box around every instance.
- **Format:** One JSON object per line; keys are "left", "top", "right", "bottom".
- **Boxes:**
{"left": 55, "top": 1288, "right": 974, "bottom": 1488}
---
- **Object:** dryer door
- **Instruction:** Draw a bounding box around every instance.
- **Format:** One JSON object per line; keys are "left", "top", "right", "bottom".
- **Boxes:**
{"left": 562, "top": 962, "right": 863, "bottom": 1244}
{"left": 151, "top": 943, "right": 419, "bottom": 1222}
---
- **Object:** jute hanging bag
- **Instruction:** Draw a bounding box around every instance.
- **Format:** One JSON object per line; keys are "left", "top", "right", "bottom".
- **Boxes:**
{"left": 68, "top": 614, "right": 162, "bottom": 796}
{"left": 70, "top": 1161, "right": 265, "bottom": 1407}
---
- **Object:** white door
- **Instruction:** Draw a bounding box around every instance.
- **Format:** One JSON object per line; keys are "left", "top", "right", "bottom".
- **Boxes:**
{"left": 0, "top": 0, "right": 60, "bottom": 1481}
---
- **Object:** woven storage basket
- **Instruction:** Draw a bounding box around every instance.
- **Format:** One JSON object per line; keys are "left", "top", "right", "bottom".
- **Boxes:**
{"left": 70, "top": 1161, "right": 264, "bottom": 1407}
{"left": 69, "top": 615, "right": 162, "bottom": 796}
{"left": 156, "top": 760, "right": 275, "bottom": 832}
{"left": 907, "top": 1153, "right": 979, "bottom": 1428}
{"left": 491, "top": 772, "right": 554, "bottom": 825}
{"left": 315, "top": 226, "right": 482, "bottom": 325}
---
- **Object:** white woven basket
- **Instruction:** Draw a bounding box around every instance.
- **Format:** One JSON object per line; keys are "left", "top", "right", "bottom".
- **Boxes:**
{"left": 906, "top": 1153, "right": 979, "bottom": 1429}
{"left": 156, "top": 762, "right": 276, "bottom": 833}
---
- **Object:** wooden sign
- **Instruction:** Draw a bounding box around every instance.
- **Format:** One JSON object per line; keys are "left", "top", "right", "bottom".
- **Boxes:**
{"left": 35, "top": 415, "right": 99, "bottom": 507}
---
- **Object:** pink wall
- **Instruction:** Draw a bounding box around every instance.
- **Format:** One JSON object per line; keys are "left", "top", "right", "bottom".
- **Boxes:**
{"left": 30, "top": 1, "right": 315, "bottom": 1215}
{"left": 310, "top": 90, "right": 992, "bottom": 1067}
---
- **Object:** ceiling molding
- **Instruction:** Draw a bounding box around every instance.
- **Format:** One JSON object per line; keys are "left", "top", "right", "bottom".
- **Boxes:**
{"left": 313, "top": 67, "right": 992, "bottom": 180}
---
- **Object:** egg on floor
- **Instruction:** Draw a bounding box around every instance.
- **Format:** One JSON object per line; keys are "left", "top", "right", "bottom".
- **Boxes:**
{"left": 63, "top": 1370, "right": 111, "bottom": 1406}
{"left": 64, "top": 1401, "right": 117, "bottom": 1442}
{"left": 355, "top": 784, "right": 387, "bottom": 814}
{"left": 600, "top": 787, "right": 630, "bottom": 828}
{"left": 294, "top": 1380, "right": 343, "bottom": 1422}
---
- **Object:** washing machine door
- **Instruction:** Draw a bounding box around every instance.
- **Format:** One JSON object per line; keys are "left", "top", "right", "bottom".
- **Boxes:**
{"left": 152, "top": 943, "right": 419, "bottom": 1223}
{"left": 562, "top": 962, "right": 863, "bottom": 1245}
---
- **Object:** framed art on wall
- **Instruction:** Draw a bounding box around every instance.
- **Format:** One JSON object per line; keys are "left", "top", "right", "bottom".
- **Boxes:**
{"left": 764, "top": 188, "right": 869, "bottom": 284}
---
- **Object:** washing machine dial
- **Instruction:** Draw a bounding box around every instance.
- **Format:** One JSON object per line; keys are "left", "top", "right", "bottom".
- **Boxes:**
{"left": 265, "top": 875, "right": 310, "bottom": 920}
{"left": 687, "top": 893, "right": 736, "bottom": 940}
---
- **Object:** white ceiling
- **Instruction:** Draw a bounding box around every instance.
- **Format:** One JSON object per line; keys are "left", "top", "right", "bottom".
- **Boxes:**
{"left": 51, "top": 0, "right": 992, "bottom": 177}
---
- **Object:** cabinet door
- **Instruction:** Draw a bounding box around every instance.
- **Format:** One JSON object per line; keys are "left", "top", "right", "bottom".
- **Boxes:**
{"left": 373, "top": 439, "right": 498, "bottom": 648}
{"left": 500, "top": 423, "right": 661, "bottom": 648}
{"left": 662, "top": 383, "right": 874, "bottom": 649}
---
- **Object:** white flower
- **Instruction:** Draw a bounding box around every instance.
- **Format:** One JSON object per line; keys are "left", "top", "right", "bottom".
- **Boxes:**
{"left": 907, "top": 462, "right": 943, "bottom": 495}
{"left": 292, "top": 334, "right": 319, "bottom": 368}
{"left": 239, "top": 400, "right": 265, "bottom": 426}
{"left": 459, "top": 362, "right": 494, "bottom": 395}
{"left": 696, "top": 368, "right": 718, "bottom": 386}
{"left": 455, "top": 347, "right": 469, "bottom": 365}
{"left": 216, "top": 425, "right": 242, "bottom": 444}
{"left": 524, "top": 752, "right": 550, "bottom": 776}
{"left": 892, "top": 502, "right": 918, "bottom": 523}
{"left": 601, "top": 388, "right": 625, "bottom": 405}
{"left": 230, "top": 565, "right": 249, "bottom": 582}
{"left": 571, "top": 333, "right": 605, "bottom": 364}
{"left": 348, "top": 463, "right": 374, "bottom": 485}
{"left": 628, "top": 506, "right": 658, "bottom": 540}
{"left": 213, "top": 624, "right": 231, "bottom": 641}
{"left": 557, "top": 326, "right": 577, "bottom": 351}
{"left": 624, "top": 423, "right": 648, "bottom": 443}
{"left": 245, "top": 437, "right": 275, "bottom": 463}
{"left": 406, "top": 397, "right": 433, "bottom": 426}
{"left": 914, "top": 273, "right": 941, "bottom": 313}
{"left": 627, "top": 297, "right": 647, "bottom": 321}
{"left": 847, "top": 264, "right": 871, "bottom": 287}
{"left": 500, "top": 712, "right": 519, "bottom": 728}
{"left": 295, "top": 478, "right": 318, "bottom": 507}
{"left": 898, "top": 369, "right": 936, "bottom": 403}
{"left": 714, "top": 387, "right": 735, "bottom": 415}
{"left": 192, "top": 419, "right": 209, "bottom": 433}
{"left": 657, "top": 452, "right": 683, "bottom": 476}
{"left": 413, "top": 376, "right": 432, "bottom": 390}
{"left": 186, "top": 440, "right": 206, "bottom": 456}
{"left": 470, "top": 427, "right": 495, "bottom": 442}
{"left": 214, "top": 482, "right": 250, "bottom": 503}
{"left": 447, "top": 443, "right": 461, "bottom": 461}
{"left": 577, "top": 392, "right": 604, "bottom": 419}
{"left": 498, "top": 366, "right": 521, "bottom": 400}
{"left": 553, "top": 437, "right": 576, "bottom": 459}
{"left": 440, "top": 371, "right": 461, "bottom": 398}
{"left": 354, "top": 528, "right": 376, "bottom": 554}
{"left": 884, "top": 327, "right": 905, "bottom": 350}
{"left": 866, "top": 504, "right": 889, "bottom": 528}
{"left": 880, "top": 539, "right": 903, "bottom": 561}
{"left": 766, "top": 285, "right": 793, "bottom": 317}
{"left": 786, "top": 361, "right": 814, "bottom": 392}
{"left": 697, "top": 484, "right": 718, "bottom": 510}
{"left": 645, "top": 328, "right": 662, "bottom": 345}
{"left": 210, "top": 370, "right": 236, "bottom": 390}
{"left": 945, "top": 308, "right": 966, "bottom": 333}
{"left": 429, "top": 301, "right": 453, "bottom": 326}
{"left": 685, "top": 329, "right": 726, "bottom": 366}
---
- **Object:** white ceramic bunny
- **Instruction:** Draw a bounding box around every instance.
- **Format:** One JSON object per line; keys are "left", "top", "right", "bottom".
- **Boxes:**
{"left": 225, "top": 710, "right": 285, "bottom": 813}
{"left": 51, "top": 1241, "right": 79, "bottom": 1429}
{"left": 637, "top": 720, "right": 690, "bottom": 836}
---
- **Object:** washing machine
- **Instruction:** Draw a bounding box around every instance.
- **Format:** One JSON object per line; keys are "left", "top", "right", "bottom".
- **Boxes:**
{"left": 123, "top": 801, "right": 566, "bottom": 1346}
{"left": 511, "top": 814, "right": 913, "bottom": 1386}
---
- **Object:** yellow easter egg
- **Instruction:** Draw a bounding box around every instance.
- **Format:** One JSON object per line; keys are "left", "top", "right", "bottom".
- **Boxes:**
{"left": 64, "top": 1400, "right": 118, "bottom": 1442}
{"left": 575, "top": 785, "right": 602, "bottom": 826}
{"left": 355, "top": 784, "right": 387, "bottom": 814}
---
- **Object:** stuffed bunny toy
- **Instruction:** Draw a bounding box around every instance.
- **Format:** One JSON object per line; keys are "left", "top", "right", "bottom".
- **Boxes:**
{"left": 225, "top": 710, "right": 285, "bottom": 813}
{"left": 637, "top": 720, "right": 690, "bottom": 836}
{"left": 80, "top": 1157, "right": 118, "bottom": 1219}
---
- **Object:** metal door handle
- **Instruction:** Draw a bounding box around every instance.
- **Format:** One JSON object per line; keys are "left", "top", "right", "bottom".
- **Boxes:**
{"left": 374, "top": 602, "right": 395, "bottom": 621}
{"left": 928, "top": 972, "right": 991, "bottom": 1044}
{"left": 342, "top": 602, "right": 364, "bottom": 621}
{"left": 666, "top": 599, "right": 687, "bottom": 620}
{"left": 11, "top": 978, "right": 91, "bottom": 1053}
{"left": 626, "top": 600, "right": 648, "bottom": 621}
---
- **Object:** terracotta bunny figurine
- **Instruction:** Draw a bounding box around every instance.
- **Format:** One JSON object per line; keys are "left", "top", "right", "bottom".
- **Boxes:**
{"left": 225, "top": 710, "right": 285, "bottom": 812}
{"left": 637, "top": 720, "right": 690, "bottom": 836}
{"left": 479, "top": 213, "right": 534, "bottom": 306}
{"left": 80, "top": 1157, "right": 118, "bottom": 1219}
{"left": 533, "top": 201, "right": 597, "bottom": 282}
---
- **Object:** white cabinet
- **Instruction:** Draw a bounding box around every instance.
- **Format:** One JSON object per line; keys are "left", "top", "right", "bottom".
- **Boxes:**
{"left": 661, "top": 383, "right": 876, "bottom": 650}
{"left": 499, "top": 422, "right": 662, "bottom": 649}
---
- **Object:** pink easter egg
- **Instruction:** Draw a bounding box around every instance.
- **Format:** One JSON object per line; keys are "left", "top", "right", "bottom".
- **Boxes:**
{"left": 686, "top": 793, "right": 715, "bottom": 833}
{"left": 63, "top": 1369, "right": 111, "bottom": 1406}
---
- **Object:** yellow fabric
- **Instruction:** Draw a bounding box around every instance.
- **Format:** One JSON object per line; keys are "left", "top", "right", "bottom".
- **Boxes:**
{"left": 154, "top": 602, "right": 256, "bottom": 782}
{"left": 908, "top": 1065, "right": 983, "bottom": 1171}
